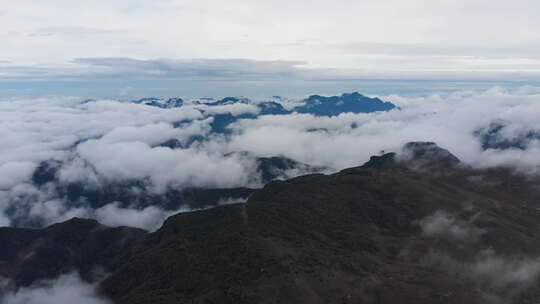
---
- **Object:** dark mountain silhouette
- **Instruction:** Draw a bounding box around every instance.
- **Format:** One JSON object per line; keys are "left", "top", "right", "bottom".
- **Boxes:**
{"left": 475, "top": 121, "right": 540, "bottom": 150}
{"left": 0, "top": 218, "right": 146, "bottom": 287}
{"left": 4, "top": 142, "right": 540, "bottom": 303}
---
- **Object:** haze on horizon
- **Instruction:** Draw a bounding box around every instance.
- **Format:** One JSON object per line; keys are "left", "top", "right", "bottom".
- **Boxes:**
{"left": 1, "top": 0, "right": 540, "bottom": 97}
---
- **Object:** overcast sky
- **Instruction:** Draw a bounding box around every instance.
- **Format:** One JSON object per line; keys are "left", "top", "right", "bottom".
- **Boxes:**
{"left": 1, "top": 0, "right": 540, "bottom": 96}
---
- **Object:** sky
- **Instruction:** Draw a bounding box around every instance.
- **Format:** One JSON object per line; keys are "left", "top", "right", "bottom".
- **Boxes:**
{"left": 2, "top": 0, "right": 540, "bottom": 97}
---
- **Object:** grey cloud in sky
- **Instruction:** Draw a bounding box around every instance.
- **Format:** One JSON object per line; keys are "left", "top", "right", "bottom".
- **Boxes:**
{"left": 0, "top": 58, "right": 310, "bottom": 81}
{"left": 74, "top": 57, "right": 308, "bottom": 79}
{"left": 2, "top": 57, "right": 540, "bottom": 83}
{"left": 333, "top": 42, "right": 540, "bottom": 60}
{"left": 3, "top": 0, "right": 540, "bottom": 86}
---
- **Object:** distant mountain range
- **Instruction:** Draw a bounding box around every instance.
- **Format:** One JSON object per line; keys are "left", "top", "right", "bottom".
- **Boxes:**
{"left": 133, "top": 92, "right": 396, "bottom": 115}
{"left": 132, "top": 92, "right": 396, "bottom": 134}
{"left": 3, "top": 142, "right": 540, "bottom": 303}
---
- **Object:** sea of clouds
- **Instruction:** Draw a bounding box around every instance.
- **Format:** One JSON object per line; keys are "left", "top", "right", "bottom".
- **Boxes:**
{"left": 1, "top": 86, "right": 540, "bottom": 230}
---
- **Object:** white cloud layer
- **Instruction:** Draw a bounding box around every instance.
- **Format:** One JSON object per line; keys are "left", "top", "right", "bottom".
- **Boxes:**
{"left": 1, "top": 86, "right": 540, "bottom": 229}
{"left": 227, "top": 87, "right": 540, "bottom": 170}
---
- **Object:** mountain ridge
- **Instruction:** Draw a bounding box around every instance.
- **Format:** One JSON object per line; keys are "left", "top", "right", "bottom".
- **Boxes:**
{"left": 3, "top": 142, "right": 540, "bottom": 303}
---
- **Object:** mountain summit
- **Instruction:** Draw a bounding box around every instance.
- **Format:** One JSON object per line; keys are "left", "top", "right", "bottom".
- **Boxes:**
{"left": 295, "top": 92, "right": 396, "bottom": 116}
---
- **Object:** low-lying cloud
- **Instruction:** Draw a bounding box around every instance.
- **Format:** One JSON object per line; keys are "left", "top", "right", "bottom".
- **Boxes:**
{"left": 1, "top": 86, "right": 540, "bottom": 230}
{"left": 0, "top": 272, "right": 111, "bottom": 304}
{"left": 421, "top": 249, "right": 540, "bottom": 303}
{"left": 419, "top": 210, "right": 486, "bottom": 242}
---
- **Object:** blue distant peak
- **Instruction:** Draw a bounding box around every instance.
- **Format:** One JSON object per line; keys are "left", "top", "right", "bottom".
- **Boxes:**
{"left": 132, "top": 92, "right": 395, "bottom": 116}
{"left": 296, "top": 92, "right": 395, "bottom": 116}
{"left": 131, "top": 92, "right": 397, "bottom": 135}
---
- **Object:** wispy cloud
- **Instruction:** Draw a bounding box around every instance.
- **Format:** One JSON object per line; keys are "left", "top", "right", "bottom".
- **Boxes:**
{"left": 0, "top": 58, "right": 309, "bottom": 81}
{"left": 3, "top": 57, "right": 540, "bottom": 83}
